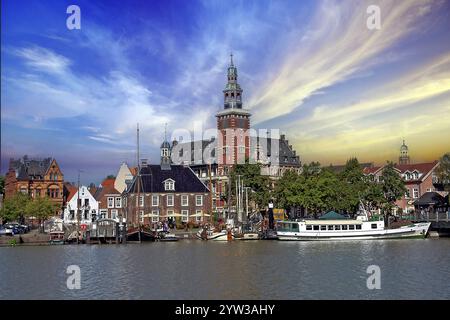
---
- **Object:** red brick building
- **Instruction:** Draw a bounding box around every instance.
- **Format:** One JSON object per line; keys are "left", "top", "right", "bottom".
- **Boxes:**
{"left": 93, "top": 178, "right": 123, "bottom": 221}
{"left": 363, "top": 161, "right": 441, "bottom": 213}
{"left": 4, "top": 155, "right": 64, "bottom": 216}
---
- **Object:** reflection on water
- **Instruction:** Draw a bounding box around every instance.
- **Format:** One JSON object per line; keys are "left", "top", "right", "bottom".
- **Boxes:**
{"left": 0, "top": 239, "right": 449, "bottom": 300}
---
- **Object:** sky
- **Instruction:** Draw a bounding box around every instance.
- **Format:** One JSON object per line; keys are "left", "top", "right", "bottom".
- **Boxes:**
{"left": 1, "top": 0, "right": 450, "bottom": 184}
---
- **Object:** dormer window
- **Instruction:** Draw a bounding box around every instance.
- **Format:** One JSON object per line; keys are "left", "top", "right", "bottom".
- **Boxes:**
{"left": 164, "top": 179, "right": 175, "bottom": 191}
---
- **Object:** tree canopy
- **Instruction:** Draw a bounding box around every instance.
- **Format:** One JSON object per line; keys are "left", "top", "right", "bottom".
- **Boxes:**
{"left": 273, "top": 158, "right": 405, "bottom": 216}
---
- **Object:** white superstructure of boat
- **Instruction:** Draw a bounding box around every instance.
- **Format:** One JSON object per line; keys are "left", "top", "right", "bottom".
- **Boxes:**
{"left": 276, "top": 218, "right": 430, "bottom": 241}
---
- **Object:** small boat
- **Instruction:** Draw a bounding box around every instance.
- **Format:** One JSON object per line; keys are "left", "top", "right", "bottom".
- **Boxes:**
{"left": 235, "top": 232, "right": 260, "bottom": 240}
{"left": 276, "top": 208, "right": 431, "bottom": 241}
{"left": 156, "top": 230, "right": 179, "bottom": 242}
{"left": 49, "top": 231, "right": 65, "bottom": 245}
{"left": 126, "top": 227, "right": 156, "bottom": 242}
{"left": 196, "top": 228, "right": 233, "bottom": 241}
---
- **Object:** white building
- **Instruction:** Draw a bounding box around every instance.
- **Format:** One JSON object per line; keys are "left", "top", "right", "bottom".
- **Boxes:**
{"left": 63, "top": 185, "right": 99, "bottom": 225}
{"left": 114, "top": 162, "right": 134, "bottom": 193}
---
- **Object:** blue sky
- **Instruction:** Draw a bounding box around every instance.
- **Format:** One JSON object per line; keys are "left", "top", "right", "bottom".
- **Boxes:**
{"left": 2, "top": 0, "right": 450, "bottom": 184}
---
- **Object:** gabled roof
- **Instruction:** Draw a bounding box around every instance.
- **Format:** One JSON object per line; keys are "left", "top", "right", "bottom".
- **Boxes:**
{"left": 65, "top": 185, "right": 78, "bottom": 202}
{"left": 395, "top": 161, "right": 438, "bottom": 175}
{"left": 9, "top": 156, "right": 53, "bottom": 180}
{"left": 94, "top": 178, "right": 121, "bottom": 200}
{"left": 414, "top": 192, "right": 447, "bottom": 206}
{"left": 362, "top": 161, "right": 439, "bottom": 182}
{"left": 100, "top": 178, "right": 115, "bottom": 188}
{"left": 127, "top": 165, "right": 209, "bottom": 194}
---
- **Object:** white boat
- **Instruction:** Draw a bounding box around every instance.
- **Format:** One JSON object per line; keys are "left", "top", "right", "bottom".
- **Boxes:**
{"left": 235, "top": 232, "right": 260, "bottom": 240}
{"left": 196, "top": 229, "right": 233, "bottom": 241}
{"left": 276, "top": 216, "right": 431, "bottom": 241}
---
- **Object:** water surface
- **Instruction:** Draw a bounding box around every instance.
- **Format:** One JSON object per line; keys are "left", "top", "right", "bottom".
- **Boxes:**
{"left": 1, "top": 239, "right": 449, "bottom": 299}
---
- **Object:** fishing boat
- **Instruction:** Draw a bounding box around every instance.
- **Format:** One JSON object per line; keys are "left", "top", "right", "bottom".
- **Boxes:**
{"left": 276, "top": 209, "right": 431, "bottom": 241}
{"left": 48, "top": 231, "right": 65, "bottom": 245}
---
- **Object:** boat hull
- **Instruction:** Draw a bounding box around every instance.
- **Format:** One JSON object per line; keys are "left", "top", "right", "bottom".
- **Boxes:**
{"left": 196, "top": 230, "right": 233, "bottom": 241}
{"left": 277, "top": 223, "right": 431, "bottom": 241}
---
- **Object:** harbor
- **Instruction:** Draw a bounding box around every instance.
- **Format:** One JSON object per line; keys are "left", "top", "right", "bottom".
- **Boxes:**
{"left": 1, "top": 239, "right": 449, "bottom": 300}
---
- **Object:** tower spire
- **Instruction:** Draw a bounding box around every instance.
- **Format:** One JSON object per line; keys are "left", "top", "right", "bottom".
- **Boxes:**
{"left": 164, "top": 122, "right": 167, "bottom": 142}
{"left": 223, "top": 54, "right": 242, "bottom": 109}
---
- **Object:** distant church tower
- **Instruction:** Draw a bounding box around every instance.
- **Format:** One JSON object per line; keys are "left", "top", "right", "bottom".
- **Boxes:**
{"left": 399, "top": 139, "right": 410, "bottom": 165}
{"left": 161, "top": 125, "right": 171, "bottom": 170}
{"left": 216, "top": 54, "right": 251, "bottom": 173}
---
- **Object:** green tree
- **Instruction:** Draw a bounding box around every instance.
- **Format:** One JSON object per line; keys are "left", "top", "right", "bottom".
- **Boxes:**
{"left": 274, "top": 170, "right": 301, "bottom": 210}
{"left": 0, "top": 192, "right": 31, "bottom": 223}
{"left": 436, "top": 152, "right": 450, "bottom": 192}
{"left": 379, "top": 161, "right": 407, "bottom": 221}
{"left": 0, "top": 175, "right": 5, "bottom": 195}
{"left": 25, "top": 196, "right": 57, "bottom": 232}
{"left": 229, "top": 162, "right": 271, "bottom": 210}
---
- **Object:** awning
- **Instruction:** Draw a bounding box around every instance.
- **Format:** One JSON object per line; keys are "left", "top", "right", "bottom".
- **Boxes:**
{"left": 190, "top": 213, "right": 211, "bottom": 217}
{"left": 160, "top": 213, "right": 185, "bottom": 217}
{"left": 143, "top": 213, "right": 159, "bottom": 218}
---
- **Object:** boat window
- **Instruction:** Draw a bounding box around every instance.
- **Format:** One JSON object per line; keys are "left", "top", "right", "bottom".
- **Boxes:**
{"left": 313, "top": 225, "right": 319, "bottom": 231}
{"left": 327, "top": 225, "right": 334, "bottom": 230}
{"left": 277, "top": 223, "right": 299, "bottom": 232}
{"left": 306, "top": 225, "right": 312, "bottom": 230}
{"left": 342, "top": 225, "right": 348, "bottom": 230}
{"left": 334, "top": 225, "right": 341, "bottom": 230}
{"left": 349, "top": 225, "right": 355, "bottom": 230}
{"left": 356, "top": 225, "right": 362, "bottom": 230}
{"left": 320, "top": 225, "right": 326, "bottom": 231}
{"left": 371, "top": 224, "right": 377, "bottom": 229}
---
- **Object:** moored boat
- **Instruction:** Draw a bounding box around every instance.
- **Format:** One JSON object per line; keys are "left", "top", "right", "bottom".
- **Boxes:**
{"left": 156, "top": 230, "right": 179, "bottom": 242}
{"left": 48, "top": 231, "right": 65, "bottom": 245}
{"left": 276, "top": 216, "right": 431, "bottom": 241}
{"left": 196, "top": 228, "right": 233, "bottom": 241}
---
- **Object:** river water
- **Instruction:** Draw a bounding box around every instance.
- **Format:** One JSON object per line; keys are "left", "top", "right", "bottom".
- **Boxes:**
{"left": 0, "top": 239, "right": 449, "bottom": 300}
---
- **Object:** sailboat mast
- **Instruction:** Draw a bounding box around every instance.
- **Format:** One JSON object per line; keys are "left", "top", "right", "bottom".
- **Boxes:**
{"left": 136, "top": 123, "right": 141, "bottom": 227}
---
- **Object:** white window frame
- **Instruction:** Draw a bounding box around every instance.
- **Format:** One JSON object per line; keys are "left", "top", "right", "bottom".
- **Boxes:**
{"left": 100, "top": 209, "right": 108, "bottom": 219}
{"left": 164, "top": 179, "right": 175, "bottom": 191}
{"left": 413, "top": 188, "right": 419, "bottom": 199}
{"left": 152, "top": 194, "right": 159, "bottom": 206}
{"left": 152, "top": 210, "right": 159, "bottom": 223}
{"left": 139, "top": 210, "right": 144, "bottom": 223}
{"left": 115, "top": 197, "right": 122, "bottom": 208}
{"left": 195, "top": 195, "right": 203, "bottom": 206}
{"left": 111, "top": 209, "right": 118, "bottom": 220}
{"left": 167, "top": 194, "right": 174, "bottom": 207}
{"left": 181, "top": 195, "right": 189, "bottom": 206}
{"left": 167, "top": 209, "right": 174, "bottom": 217}
{"left": 181, "top": 209, "right": 189, "bottom": 222}
{"left": 196, "top": 209, "right": 202, "bottom": 222}
{"left": 107, "top": 197, "right": 114, "bottom": 208}
{"left": 139, "top": 195, "right": 144, "bottom": 207}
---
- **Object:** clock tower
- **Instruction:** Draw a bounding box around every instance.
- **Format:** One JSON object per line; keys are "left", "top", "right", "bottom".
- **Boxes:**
{"left": 216, "top": 54, "right": 251, "bottom": 174}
